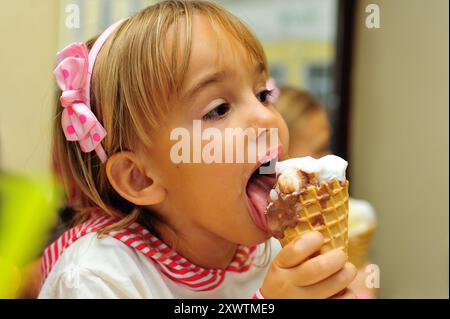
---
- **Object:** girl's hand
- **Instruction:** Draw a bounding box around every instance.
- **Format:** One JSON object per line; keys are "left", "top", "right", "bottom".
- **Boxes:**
{"left": 261, "top": 231, "right": 357, "bottom": 299}
{"left": 347, "top": 262, "right": 378, "bottom": 299}
{"left": 330, "top": 288, "right": 357, "bottom": 299}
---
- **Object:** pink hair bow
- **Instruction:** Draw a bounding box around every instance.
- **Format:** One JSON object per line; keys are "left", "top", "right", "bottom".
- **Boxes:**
{"left": 266, "top": 77, "right": 280, "bottom": 104}
{"left": 53, "top": 43, "right": 107, "bottom": 162}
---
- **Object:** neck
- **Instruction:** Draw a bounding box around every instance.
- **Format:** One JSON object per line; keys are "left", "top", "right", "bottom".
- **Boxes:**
{"left": 153, "top": 218, "right": 238, "bottom": 270}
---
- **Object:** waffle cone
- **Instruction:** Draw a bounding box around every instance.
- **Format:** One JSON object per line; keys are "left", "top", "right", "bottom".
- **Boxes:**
{"left": 348, "top": 226, "right": 375, "bottom": 268}
{"left": 278, "top": 180, "right": 349, "bottom": 256}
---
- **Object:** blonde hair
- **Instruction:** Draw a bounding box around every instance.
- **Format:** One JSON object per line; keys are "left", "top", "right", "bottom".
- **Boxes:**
{"left": 275, "top": 86, "right": 324, "bottom": 135}
{"left": 52, "top": 0, "right": 270, "bottom": 264}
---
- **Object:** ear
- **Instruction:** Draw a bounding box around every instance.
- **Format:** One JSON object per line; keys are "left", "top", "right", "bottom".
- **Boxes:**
{"left": 106, "top": 151, "right": 166, "bottom": 206}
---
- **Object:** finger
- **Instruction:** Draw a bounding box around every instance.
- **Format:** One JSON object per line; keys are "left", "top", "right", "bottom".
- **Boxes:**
{"left": 274, "top": 231, "right": 324, "bottom": 269}
{"left": 302, "top": 262, "right": 357, "bottom": 298}
{"left": 331, "top": 288, "right": 356, "bottom": 299}
{"left": 292, "top": 249, "right": 347, "bottom": 286}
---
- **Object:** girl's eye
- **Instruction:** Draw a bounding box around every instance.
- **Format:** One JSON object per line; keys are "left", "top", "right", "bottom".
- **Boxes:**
{"left": 202, "top": 103, "right": 230, "bottom": 121}
{"left": 256, "top": 89, "right": 274, "bottom": 104}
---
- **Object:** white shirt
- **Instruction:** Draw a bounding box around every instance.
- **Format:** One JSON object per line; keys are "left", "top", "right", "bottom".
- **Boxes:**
{"left": 38, "top": 220, "right": 281, "bottom": 299}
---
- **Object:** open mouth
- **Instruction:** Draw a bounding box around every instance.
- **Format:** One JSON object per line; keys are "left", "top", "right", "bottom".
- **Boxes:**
{"left": 245, "top": 154, "right": 278, "bottom": 232}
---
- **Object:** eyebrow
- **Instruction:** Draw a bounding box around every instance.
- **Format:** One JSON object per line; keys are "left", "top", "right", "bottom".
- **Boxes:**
{"left": 182, "top": 62, "right": 265, "bottom": 100}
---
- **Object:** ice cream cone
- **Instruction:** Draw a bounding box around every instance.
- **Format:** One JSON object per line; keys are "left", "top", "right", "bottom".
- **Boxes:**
{"left": 348, "top": 226, "right": 375, "bottom": 268}
{"left": 347, "top": 198, "right": 377, "bottom": 268}
{"left": 276, "top": 180, "right": 349, "bottom": 254}
{"left": 265, "top": 156, "right": 349, "bottom": 256}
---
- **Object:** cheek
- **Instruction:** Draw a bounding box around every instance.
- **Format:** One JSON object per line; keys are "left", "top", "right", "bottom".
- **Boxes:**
{"left": 275, "top": 114, "right": 290, "bottom": 157}
{"left": 196, "top": 163, "right": 243, "bottom": 199}
{"left": 173, "top": 163, "right": 244, "bottom": 210}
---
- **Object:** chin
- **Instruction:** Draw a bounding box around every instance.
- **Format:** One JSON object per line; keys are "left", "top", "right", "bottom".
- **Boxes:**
{"left": 232, "top": 219, "right": 273, "bottom": 246}
{"left": 246, "top": 231, "right": 272, "bottom": 246}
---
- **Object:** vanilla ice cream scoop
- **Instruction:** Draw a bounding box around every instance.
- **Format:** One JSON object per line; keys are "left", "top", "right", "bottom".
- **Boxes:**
{"left": 269, "top": 155, "right": 348, "bottom": 200}
{"left": 275, "top": 155, "right": 348, "bottom": 183}
{"left": 348, "top": 198, "right": 377, "bottom": 237}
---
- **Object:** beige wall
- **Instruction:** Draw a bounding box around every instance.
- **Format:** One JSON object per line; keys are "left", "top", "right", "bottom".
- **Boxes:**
{"left": 350, "top": 0, "right": 449, "bottom": 298}
{"left": 0, "top": 0, "right": 59, "bottom": 175}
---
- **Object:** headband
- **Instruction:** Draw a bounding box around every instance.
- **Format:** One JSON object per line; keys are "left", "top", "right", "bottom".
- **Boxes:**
{"left": 53, "top": 18, "right": 128, "bottom": 163}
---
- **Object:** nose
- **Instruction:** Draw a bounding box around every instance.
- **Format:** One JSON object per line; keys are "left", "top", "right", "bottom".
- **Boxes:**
{"left": 241, "top": 96, "right": 281, "bottom": 155}
{"left": 244, "top": 96, "right": 277, "bottom": 132}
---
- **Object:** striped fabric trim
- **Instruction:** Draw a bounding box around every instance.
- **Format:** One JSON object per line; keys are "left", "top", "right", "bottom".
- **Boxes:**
{"left": 252, "top": 288, "right": 266, "bottom": 299}
{"left": 41, "top": 214, "right": 258, "bottom": 292}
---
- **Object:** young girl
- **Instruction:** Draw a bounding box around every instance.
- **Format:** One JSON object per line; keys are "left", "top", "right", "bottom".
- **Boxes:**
{"left": 38, "top": 0, "right": 356, "bottom": 299}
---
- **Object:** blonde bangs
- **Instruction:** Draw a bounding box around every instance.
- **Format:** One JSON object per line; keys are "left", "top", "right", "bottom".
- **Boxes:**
{"left": 200, "top": 5, "right": 269, "bottom": 79}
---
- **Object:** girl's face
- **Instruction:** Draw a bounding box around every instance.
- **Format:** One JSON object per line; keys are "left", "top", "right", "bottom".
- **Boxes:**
{"left": 144, "top": 15, "right": 289, "bottom": 246}
{"left": 289, "top": 109, "right": 330, "bottom": 159}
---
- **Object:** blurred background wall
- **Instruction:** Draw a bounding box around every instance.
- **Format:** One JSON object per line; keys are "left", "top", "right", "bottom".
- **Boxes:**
{"left": 350, "top": 0, "right": 449, "bottom": 298}
{"left": 0, "top": 0, "right": 59, "bottom": 175}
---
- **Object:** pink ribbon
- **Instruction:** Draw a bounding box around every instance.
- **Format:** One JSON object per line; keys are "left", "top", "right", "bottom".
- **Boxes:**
{"left": 266, "top": 77, "right": 280, "bottom": 104}
{"left": 54, "top": 42, "right": 107, "bottom": 162}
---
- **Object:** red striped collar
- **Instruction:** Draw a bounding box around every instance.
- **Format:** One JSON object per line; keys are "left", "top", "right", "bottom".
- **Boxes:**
{"left": 41, "top": 214, "right": 257, "bottom": 291}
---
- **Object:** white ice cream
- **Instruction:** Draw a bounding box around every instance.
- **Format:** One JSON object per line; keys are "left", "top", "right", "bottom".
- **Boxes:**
{"left": 276, "top": 155, "right": 348, "bottom": 184}
{"left": 269, "top": 155, "right": 347, "bottom": 201}
{"left": 348, "top": 198, "right": 377, "bottom": 237}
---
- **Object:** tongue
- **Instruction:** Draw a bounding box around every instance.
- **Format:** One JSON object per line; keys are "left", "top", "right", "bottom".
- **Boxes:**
{"left": 247, "top": 175, "right": 276, "bottom": 216}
